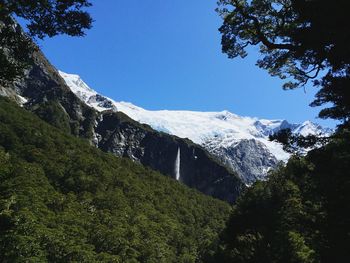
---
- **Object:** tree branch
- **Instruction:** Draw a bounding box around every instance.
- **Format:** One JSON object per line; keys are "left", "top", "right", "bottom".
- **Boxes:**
{"left": 232, "top": 0, "right": 297, "bottom": 51}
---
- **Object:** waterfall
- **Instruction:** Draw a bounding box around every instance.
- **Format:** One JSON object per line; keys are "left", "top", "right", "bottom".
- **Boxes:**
{"left": 175, "top": 147, "right": 181, "bottom": 181}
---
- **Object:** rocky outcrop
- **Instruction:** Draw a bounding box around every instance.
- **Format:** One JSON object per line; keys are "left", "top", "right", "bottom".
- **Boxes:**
{"left": 14, "top": 51, "right": 98, "bottom": 139}
{"left": 96, "top": 111, "right": 244, "bottom": 203}
{"left": 204, "top": 139, "right": 279, "bottom": 185}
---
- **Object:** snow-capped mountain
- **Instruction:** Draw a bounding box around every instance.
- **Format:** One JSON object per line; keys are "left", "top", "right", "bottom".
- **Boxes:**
{"left": 59, "top": 71, "right": 331, "bottom": 184}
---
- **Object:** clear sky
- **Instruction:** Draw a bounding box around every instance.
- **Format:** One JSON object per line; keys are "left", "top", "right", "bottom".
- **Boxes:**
{"left": 37, "top": 0, "right": 335, "bottom": 127}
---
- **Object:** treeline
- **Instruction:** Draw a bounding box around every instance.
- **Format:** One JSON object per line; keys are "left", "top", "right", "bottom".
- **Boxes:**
{"left": 0, "top": 97, "right": 231, "bottom": 262}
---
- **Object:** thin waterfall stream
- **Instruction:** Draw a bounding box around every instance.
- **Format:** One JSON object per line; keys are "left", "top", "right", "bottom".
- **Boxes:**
{"left": 175, "top": 147, "right": 181, "bottom": 181}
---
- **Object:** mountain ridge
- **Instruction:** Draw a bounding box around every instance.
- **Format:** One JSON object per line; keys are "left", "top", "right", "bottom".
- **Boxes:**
{"left": 59, "top": 71, "right": 332, "bottom": 184}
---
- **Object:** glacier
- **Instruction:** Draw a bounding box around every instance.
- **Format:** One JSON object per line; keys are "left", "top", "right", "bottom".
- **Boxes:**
{"left": 59, "top": 71, "right": 331, "bottom": 184}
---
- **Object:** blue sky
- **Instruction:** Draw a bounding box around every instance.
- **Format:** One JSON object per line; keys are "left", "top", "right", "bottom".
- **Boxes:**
{"left": 37, "top": 0, "right": 335, "bottom": 127}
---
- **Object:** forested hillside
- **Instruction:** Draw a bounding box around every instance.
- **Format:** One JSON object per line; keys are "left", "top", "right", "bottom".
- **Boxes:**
{"left": 209, "top": 131, "right": 350, "bottom": 262}
{"left": 0, "top": 97, "right": 231, "bottom": 262}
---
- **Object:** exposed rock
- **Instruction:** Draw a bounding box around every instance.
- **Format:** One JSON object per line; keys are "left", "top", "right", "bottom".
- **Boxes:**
{"left": 96, "top": 111, "right": 245, "bottom": 203}
{"left": 205, "top": 139, "right": 279, "bottom": 185}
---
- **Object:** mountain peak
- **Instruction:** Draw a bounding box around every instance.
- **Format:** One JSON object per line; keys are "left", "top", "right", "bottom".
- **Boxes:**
{"left": 58, "top": 71, "right": 97, "bottom": 101}
{"left": 59, "top": 70, "right": 329, "bottom": 159}
{"left": 59, "top": 70, "right": 331, "bottom": 184}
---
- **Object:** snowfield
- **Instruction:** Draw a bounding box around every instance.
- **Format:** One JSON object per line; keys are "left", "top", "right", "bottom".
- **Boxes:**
{"left": 59, "top": 71, "right": 331, "bottom": 183}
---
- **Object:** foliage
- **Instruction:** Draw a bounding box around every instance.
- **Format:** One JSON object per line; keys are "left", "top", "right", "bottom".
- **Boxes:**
{"left": 33, "top": 100, "right": 71, "bottom": 134}
{"left": 0, "top": 15, "right": 34, "bottom": 87}
{"left": 217, "top": 0, "right": 350, "bottom": 123}
{"left": 214, "top": 2, "right": 350, "bottom": 261}
{"left": 2, "top": 0, "right": 93, "bottom": 38}
{"left": 209, "top": 130, "right": 350, "bottom": 262}
{"left": 269, "top": 128, "right": 330, "bottom": 154}
{"left": 0, "top": 97, "right": 231, "bottom": 262}
{"left": 0, "top": 0, "right": 92, "bottom": 86}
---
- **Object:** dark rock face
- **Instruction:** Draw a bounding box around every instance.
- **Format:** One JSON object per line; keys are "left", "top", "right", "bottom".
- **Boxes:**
{"left": 0, "top": 18, "right": 97, "bottom": 138}
{"left": 96, "top": 112, "right": 245, "bottom": 203}
{"left": 1, "top": 49, "right": 98, "bottom": 140}
{"left": 205, "top": 139, "right": 278, "bottom": 185}
{"left": 88, "top": 94, "right": 116, "bottom": 110}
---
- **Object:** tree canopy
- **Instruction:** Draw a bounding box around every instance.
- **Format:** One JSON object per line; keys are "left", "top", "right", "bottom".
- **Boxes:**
{"left": 0, "top": 0, "right": 92, "bottom": 86}
{"left": 217, "top": 0, "right": 350, "bottom": 123}
{"left": 212, "top": 2, "right": 350, "bottom": 262}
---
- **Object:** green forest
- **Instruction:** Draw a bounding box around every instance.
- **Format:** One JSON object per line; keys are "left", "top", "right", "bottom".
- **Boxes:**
{"left": 0, "top": 97, "right": 231, "bottom": 262}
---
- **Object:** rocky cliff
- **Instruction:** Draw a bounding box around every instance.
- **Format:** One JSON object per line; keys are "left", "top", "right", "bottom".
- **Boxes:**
{"left": 204, "top": 139, "right": 278, "bottom": 184}
{"left": 96, "top": 111, "right": 243, "bottom": 202}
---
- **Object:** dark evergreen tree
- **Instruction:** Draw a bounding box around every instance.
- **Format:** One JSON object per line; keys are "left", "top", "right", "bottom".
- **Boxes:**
{"left": 0, "top": 0, "right": 92, "bottom": 86}
{"left": 269, "top": 128, "right": 329, "bottom": 154}
{"left": 210, "top": 1, "right": 350, "bottom": 262}
{"left": 217, "top": 0, "right": 350, "bottom": 123}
